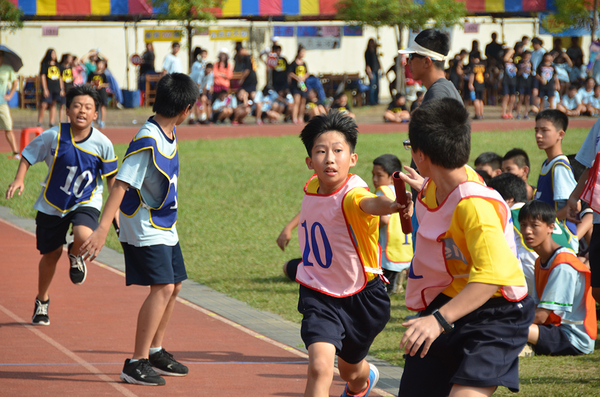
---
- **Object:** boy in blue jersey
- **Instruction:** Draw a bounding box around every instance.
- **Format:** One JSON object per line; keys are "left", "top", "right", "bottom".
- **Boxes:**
{"left": 519, "top": 200, "right": 596, "bottom": 356}
{"left": 81, "top": 74, "right": 198, "bottom": 386}
{"left": 6, "top": 85, "right": 118, "bottom": 326}
{"left": 533, "top": 109, "right": 578, "bottom": 248}
{"left": 297, "top": 111, "right": 408, "bottom": 397}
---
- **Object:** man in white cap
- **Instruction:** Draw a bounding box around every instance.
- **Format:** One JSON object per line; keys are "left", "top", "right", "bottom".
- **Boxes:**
{"left": 399, "top": 29, "right": 462, "bottom": 104}
{"left": 162, "top": 42, "right": 183, "bottom": 76}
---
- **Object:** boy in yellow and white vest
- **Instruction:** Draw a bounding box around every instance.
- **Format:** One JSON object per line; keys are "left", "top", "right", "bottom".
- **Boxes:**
{"left": 398, "top": 98, "right": 535, "bottom": 397}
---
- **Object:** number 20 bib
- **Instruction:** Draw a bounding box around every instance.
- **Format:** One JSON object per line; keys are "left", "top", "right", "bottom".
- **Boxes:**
{"left": 296, "top": 174, "right": 379, "bottom": 297}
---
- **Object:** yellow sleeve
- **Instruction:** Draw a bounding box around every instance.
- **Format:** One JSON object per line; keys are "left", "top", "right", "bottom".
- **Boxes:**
{"left": 343, "top": 188, "right": 380, "bottom": 280}
{"left": 451, "top": 197, "right": 524, "bottom": 287}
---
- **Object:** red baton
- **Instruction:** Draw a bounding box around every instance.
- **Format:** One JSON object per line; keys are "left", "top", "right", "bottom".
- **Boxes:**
{"left": 392, "top": 171, "right": 413, "bottom": 234}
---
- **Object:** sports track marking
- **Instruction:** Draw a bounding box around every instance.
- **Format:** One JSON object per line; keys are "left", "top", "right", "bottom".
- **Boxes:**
{"left": 0, "top": 217, "right": 391, "bottom": 396}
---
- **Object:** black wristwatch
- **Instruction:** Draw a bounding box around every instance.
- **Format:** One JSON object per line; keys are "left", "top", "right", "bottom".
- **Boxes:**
{"left": 432, "top": 309, "right": 454, "bottom": 334}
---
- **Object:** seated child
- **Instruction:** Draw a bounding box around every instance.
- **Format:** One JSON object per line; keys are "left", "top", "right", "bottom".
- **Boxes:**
{"left": 297, "top": 111, "right": 405, "bottom": 396}
{"left": 331, "top": 92, "right": 355, "bottom": 119}
{"left": 372, "top": 154, "right": 413, "bottom": 294}
{"left": 398, "top": 98, "right": 533, "bottom": 396}
{"left": 253, "top": 87, "right": 281, "bottom": 124}
{"left": 195, "top": 62, "right": 214, "bottom": 124}
{"left": 474, "top": 151, "right": 503, "bottom": 179}
{"left": 577, "top": 77, "right": 595, "bottom": 110}
{"left": 519, "top": 200, "right": 596, "bottom": 356}
{"left": 488, "top": 173, "right": 575, "bottom": 300}
{"left": 410, "top": 91, "right": 424, "bottom": 112}
{"left": 211, "top": 89, "right": 234, "bottom": 123}
{"left": 384, "top": 94, "right": 410, "bottom": 123}
{"left": 232, "top": 89, "right": 251, "bottom": 125}
{"left": 557, "top": 85, "right": 586, "bottom": 117}
{"left": 502, "top": 148, "right": 536, "bottom": 200}
{"left": 304, "top": 89, "right": 326, "bottom": 121}
{"left": 584, "top": 84, "right": 600, "bottom": 117}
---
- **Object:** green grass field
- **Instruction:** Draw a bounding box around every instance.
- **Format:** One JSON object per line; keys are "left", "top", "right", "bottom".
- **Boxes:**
{"left": 1, "top": 127, "right": 599, "bottom": 396}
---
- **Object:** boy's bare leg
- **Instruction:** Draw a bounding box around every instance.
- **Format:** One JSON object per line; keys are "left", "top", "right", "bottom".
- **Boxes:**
{"left": 37, "top": 246, "right": 63, "bottom": 301}
{"left": 38, "top": 102, "right": 48, "bottom": 125}
{"left": 49, "top": 101, "right": 57, "bottom": 125}
{"left": 338, "top": 357, "right": 370, "bottom": 395}
{"left": 305, "top": 342, "right": 336, "bottom": 397}
{"left": 5, "top": 129, "right": 18, "bottom": 154}
{"left": 133, "top": 283, "right": 175, "bottom": 359}
{"left": 449, "top": 385, "right": 496, "bottom": 397}
{"left": 71, "top": 224, "right": 93, "bottom": 254}
{"left": 151, "top": 281, "right": 182, "bottom": 348}
{"left": 101, "top": 105, "right": 107, "bottom": 124}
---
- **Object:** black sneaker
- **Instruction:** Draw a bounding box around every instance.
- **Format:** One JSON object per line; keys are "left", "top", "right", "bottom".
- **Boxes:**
{"left": 149, "top": 348, "right": 189, "bottom": 376}
{"left": 32, "top": 298, "right": 50, "bottom": 325}
{"left": 120, "top": 358, "right": 166, "bottom": 386}
{"left": 68, "top": 243, "right": 87, "bottom": 285}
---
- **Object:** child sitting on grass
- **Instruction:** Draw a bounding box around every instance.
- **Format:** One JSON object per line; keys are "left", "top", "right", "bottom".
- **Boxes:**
{"left": 519, "top": 200, "right": 596, "bottom": 356}
{"left": 331, "top": 92, "right": 355, "bottom": 119}
{"left": 384, "top": 93, "right": 410, "bottom": 123}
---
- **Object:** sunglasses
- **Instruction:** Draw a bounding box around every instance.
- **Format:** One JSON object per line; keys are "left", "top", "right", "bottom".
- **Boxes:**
{"left": 408, "top": 53, "right": 425, "bottom": 61}
{"left": 403, "top": 139, "right": 411, "bottom": 150}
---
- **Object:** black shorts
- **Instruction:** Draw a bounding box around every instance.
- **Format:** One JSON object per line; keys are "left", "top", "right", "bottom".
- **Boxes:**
{"left": 285, "top": 258, "right": 302, "bottom": 281}
{"left": 534, "top": 324, "right": 584, "bottom": 356}
{"left": 473, "top": 90, "right": 484, "bottom": 100}
{"left": 290, "top": 85, "right": 307, "bottom": 98}
{"left": 121, "top": 242, "right": 187, "bottom": 286}
{"left": 35, "top": 207, "right": 100, "bottom": 254}
{"left": 588, "top": 224, "right": 600, "bottom": 288}
{"left": 503, "top": 84, "right": 516, "bottom": 96}
{"left": 97, "top": 88, "right": 108, "bottom": 106}
{"left": 539, "top": 87, "right": 555, "bottom": 99}
{"left": 298, "top": 277, "right": 390, "bottom": 364}
{"left": 41, "top": 91, "right": 62, "bottom": 104}
{"left": 241, "top": 83, "right": 256, "bottom": 94}
{"left": 399, "top": 294, "right": 535, "bottom": 396}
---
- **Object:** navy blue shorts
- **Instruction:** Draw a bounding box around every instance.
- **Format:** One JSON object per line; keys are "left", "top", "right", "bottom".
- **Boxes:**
{"left": 399, "top": 294, "right": 535, "bottom": 396}
{"left": 539, "top": 87, "right": 555, "bottom": 99}
{"left": 534, "top": 324, "right": 584, "bottom": 356}
{"left": 587, "top": 224, "right": 600, "bottom": 288}
{"left": 35, "top": 207, "right": 99, "bottom": 254}
{"left": 503, "top": 84, "right": 516, "bottom": 96}
{"left": 121, "top": 242, "right": 187, "bottom": 286}
{"left": 298, "top": 277, "right": 391, "bottom": 364}
{"left": 41, "top": 91, "right": 62, "bottom": 104}
{"left": 517, "top": 85, "right": 532, "bottom": 96}
{"left": 474, "top": 90, "right": 484, "bottom": 101}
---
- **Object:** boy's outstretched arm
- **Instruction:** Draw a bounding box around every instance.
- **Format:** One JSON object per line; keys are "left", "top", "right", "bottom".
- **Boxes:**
{"left": 359, "top": 192, "right": 413, "bottom": 218}
{"left": 6, "top": 158, "right": 31, "bottom": 199}
{"left": 80, "top": 179, "right": 129, "bottom": 261}
{"left": 567, "top": 168, "right": 589, "bottom": 223}
{"left": 400, "top": 282, "right": 500, "bottom": 358}
{"left": 276, "top": 211, "right": 300, "bottom": 251}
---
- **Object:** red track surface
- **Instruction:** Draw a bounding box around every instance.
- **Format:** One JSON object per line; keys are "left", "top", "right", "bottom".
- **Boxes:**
{"left": 1, "top": 118, "right": 597, "bottom": 153}
{"left": 0, "top": 218, "right": 355, "bottom": 396}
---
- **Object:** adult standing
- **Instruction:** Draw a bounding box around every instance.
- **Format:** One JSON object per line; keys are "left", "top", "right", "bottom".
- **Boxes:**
{"left": 399, "top": 29, "right": 462, "bottom": 104}
{"left": 162, "top": 42, "right": 182, "bottom": 76}
{"left": 138, "top": 42, "right": 156, "bottom": 91}
{"left": 365, "top": 38, "right": 381, "bottom": 105}
{"left": 485, "top": 32, "right": 503, "bottom": 63}
{"left": 0, "top": 51, "right": 19, "bottom": 158}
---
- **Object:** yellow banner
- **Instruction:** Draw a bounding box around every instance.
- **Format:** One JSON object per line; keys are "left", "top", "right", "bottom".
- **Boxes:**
{"left": 209, "top": 28, "right": 249, "bottom": 41}
{"left": 144, "top": 29, "right": 183, "bottom": 43}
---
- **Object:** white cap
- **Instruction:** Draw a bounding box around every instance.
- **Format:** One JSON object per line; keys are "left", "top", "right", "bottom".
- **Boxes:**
{"left": 398, "top": 42, "right": 447, "bottom": 61}
{"left": 219, "top": 48, "right": 229, "bottom": 55}
{"left": 272, "top": 36, "right": 280, "bottom": 43}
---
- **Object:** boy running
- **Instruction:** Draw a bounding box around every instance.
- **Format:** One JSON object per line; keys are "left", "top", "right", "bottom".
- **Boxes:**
{"left": 81, "top": 73, "right": 199, "bottom": 386}
{"left": 398, "top": 98, "right": 534, "bottom": 396}
{"left": 6, "top": 85, "right": 117, "bottom": 325}
{"left": 297, "top": 111, "right": 405, "bottom": 397}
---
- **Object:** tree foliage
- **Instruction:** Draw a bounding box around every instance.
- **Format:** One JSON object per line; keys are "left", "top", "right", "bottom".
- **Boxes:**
{"left": 541, "top": 0, "right": 594, "bottom": 30}
{"left": 0, "top": 0, "right": 24, "bottom": 32}
{"left": 336, "top": 0, "right": 466, "bottom": 32}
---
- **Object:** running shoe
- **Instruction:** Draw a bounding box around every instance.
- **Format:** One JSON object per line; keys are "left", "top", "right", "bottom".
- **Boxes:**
{"left": 120, "top": 358, "right": 166, "bottom": 386}
{"left": 340, "top": 363, "right": 379, "bottom": 397}
{"left": 32, "top": 298, "right": 50, "bottom": 325}
{"left": 149, "top": 348, "right": 189, "bottom": 376}
{"left": 68, "top": 242, "right": 87, "bottom": 285}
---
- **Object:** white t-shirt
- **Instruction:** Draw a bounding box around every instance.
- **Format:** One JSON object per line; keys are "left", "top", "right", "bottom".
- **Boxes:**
{"left": 162, "top": 53, "right": 183, "bottom": 74}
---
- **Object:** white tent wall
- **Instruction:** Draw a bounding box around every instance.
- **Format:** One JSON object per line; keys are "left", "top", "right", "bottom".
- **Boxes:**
{"left": 0, "top": 18, "right": 592, "bottom": 103}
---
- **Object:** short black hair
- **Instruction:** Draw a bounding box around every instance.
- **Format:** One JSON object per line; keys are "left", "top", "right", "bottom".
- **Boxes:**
{"left": 394, "top": 93, "right": 405, "bottom": 101}
{"left": 300, "top": 110, "right": 358, "bottom": 157}
{"left": 153, "top": 73, "right": 199, "bottom": 118}
{"left": 409, "top": 98, "right": 470, "bottom": 169}
{"left": 536, "top": 108, "right": 568, "bottom": 132}
{"left": 273, "top": 44, "right": 282, "bottom": 52}
{"left": 414, "top": 29, "right": 450, "bottom": 69}
{"left": 474, "top": 151, "right": 502, "bottom": 170}
{"left": 205, "top": 62, "right": 213, "bottom": 69}
{"left": 518, "top": 200, "right": 557, "bottom": 226}
{"left": 532, "top": 37, "right": 543, "bottom": 45}
{"left": 475, "top": 168, "right": 491, "bottom": 185}
{"left": 373, "top": 154, "right": 402, "bottom": 176}
{"left": 503, "top": 148, "right": 530, "bottom": 169}
{"left": 488, "top": 173, "right": 528, "bottom": 203}
{"left": 66, "top": 84, "right": 100, "bottom": 111}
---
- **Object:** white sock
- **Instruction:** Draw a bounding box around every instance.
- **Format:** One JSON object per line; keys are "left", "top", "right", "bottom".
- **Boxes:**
{"left": 149, "top": 346, "right": 162, "bottom": 355}
{"left": 129, "top": 358, "right": 138, "bottom": 363}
